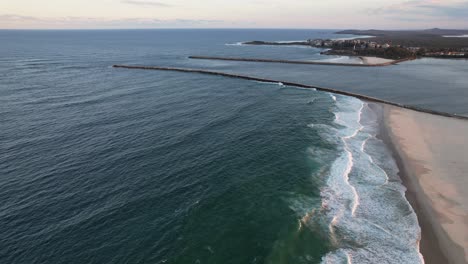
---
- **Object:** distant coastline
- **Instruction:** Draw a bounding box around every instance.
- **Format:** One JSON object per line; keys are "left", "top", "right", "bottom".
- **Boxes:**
{"left": 187, "top": 55, "right": 411, "bottom": 67}
{"left": 242, "top": 28, "right": 468, "bottom": 60}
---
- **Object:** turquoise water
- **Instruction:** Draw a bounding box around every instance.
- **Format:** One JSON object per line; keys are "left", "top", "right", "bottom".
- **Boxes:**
{"left": 0, "top": 29, "right": 443, "bottom": 263}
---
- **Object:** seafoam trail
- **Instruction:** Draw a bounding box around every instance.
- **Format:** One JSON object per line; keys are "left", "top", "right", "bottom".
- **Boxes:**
{"left": 312, "top": 95, "right": 424, "bottom": 263}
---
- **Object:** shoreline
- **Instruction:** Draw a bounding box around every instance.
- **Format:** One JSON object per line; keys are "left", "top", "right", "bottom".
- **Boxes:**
{"left": 373, "top": 103, "right": 447, "bottom": 264}
{"left": 188, "top": 55, "right": 410, "bottom": 67}
{"left": 358, "top": 56, "right": 395, "bottom": 65}
{"left": 112, "top": 65, "right": 468, "bottom": 262}
{"left": 381, "top": 104, "right": 468, "bottom": 264}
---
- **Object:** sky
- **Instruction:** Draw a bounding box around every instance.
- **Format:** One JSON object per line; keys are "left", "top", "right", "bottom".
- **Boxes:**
{"left": 0, "top": 0, "right": 467, "bottom": 29}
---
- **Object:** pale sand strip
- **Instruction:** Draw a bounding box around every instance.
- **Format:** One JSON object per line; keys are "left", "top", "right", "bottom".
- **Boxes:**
{"left": 384, "top": 105, "right": 468, "bottom": 264}
{"left": 360, "top": 56, "right": 395, "bottom": 65}
{"left": 187, "top": 56, "right": 409, "bottom": 67}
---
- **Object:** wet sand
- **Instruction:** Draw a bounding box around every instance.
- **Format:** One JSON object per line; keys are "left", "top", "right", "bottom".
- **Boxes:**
{"left": 383, "top": 105, "right": 468, "bottom": 264}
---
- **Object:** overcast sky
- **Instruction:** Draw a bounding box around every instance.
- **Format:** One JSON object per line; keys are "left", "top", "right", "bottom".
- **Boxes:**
{"left": 0, "top": 0, "right": 467, "bottom": 29}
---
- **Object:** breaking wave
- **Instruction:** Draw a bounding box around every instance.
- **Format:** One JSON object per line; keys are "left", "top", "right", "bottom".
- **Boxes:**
{"left": 304, "top": 95, "right": 424, "bottom": 263}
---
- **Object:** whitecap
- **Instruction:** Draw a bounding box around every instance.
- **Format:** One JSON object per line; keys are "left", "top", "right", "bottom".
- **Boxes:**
{"left": 225, "top": 42, "right": 244, "bottom": 46}
{"left": 309, "top": 96, "right": 423, "bottom": 263}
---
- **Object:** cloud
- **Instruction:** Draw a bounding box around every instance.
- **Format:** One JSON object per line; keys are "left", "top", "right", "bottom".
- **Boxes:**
{"left": 0, "top": 14, "right": 225, "bottom": 29}
{"left": 0, "top": 14, "right": 43, "bottom": 22}
{"left": 122, "top": 0, "right": 171, "bottom": 7}
{"left": 369, "top": 0, "right": 468, "bottom": 19}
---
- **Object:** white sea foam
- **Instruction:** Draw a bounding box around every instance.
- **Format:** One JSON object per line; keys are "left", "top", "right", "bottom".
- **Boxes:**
{"left": 319, "top": 56, "right": 364, "bottom": 64}
{"left": 443, "top": 35, "right": 468, "bottom": 38}
{"left": 229, "top": 40, "right": 307, "bottom": 44}
{"left": 303, "top": 95, "right": 423, "bottom": 263}
{"left": 228, "top": 40, "right": 313, "bottom": 49}
{"left": 289, "top": 86, "right": 317, "bottom": 91}
{"left": 254, "top": 81, "right": 276, "bottom": 85}
{"left": 225, "top": 42, "right": 244, "bottom": 46}
{"left": 254, "top": 81, "right": 318, "bottom": 92}
{"left": 275, "top": 40, "right": 307, "bottom": 43}
{"left": 332, "top": 35, "right": 374, "bottom": 41}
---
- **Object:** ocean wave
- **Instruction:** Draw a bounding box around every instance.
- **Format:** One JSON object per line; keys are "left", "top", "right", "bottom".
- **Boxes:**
{"left": 227, "top": 41, "right": 314, "bottom": 49}
{"left": 225, "top": 42, "right": 244, "bottom": 46}
{"left": 304, "top": 95, "right": 423, "bottom": 263}
{"left": 253, "top": 81, "right": 303, "bottom": 88}
{"left": 274, "top": 40, "right": 308, "bottom": 43}
{"left": 443, "top": 35, "right": 468, "bottom": 38}
{"left": 332, "top": 35, "right": 375, "bottom": 41}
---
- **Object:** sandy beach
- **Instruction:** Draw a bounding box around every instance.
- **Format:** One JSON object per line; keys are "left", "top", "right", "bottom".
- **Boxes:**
{"left": 185, "top": 55, "right": 408, "bottom": 67}
{"left": 360, "top": 56, "right": 395, "bottom": 65}
{"left": 383, "top": 105, "right": 468, "bottom": 264}
{"left": 320, "top": 55, "right": 395, "bottom": 65}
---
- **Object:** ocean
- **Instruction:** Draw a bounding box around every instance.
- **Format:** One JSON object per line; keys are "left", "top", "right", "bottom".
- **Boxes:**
{"left": 1, "top": 29, "right": 466, "bottom": 264}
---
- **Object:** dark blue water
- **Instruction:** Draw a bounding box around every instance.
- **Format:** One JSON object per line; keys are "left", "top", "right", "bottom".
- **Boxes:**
{"left": 1, "top": 29, "right": 462, "bottom": 263}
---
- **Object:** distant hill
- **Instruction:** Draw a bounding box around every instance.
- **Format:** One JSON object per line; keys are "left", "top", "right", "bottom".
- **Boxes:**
{"left": 336, "top": 29, "right": 468, "bottom": 37}
{"left": 335, "top": 29, "right": 468, "bottom": 49}
{"left": 422, "top": 28, "right": 468, "bottom": 35}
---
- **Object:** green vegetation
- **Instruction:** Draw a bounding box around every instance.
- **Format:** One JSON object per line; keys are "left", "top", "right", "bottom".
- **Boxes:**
{"left": 244, "top": 29, "right": 468, "bottom": 60}
{"left": 360, "top": 47, "right": 416, "bottom": 60}
{"left": 337, "top": 29, "right": 468, "bottom": 49}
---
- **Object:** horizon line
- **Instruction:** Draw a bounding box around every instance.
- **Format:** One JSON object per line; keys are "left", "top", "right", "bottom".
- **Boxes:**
{"left": 1, "top": 27, "right": 468, "bottom": 31}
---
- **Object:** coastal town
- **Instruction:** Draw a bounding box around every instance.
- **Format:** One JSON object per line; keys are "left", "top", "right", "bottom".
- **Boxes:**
{"left": 245, "top": 29, "right": 468, "bottom": 60}
{"left": 307, "top": 38, "right": 468, "bottom": 59}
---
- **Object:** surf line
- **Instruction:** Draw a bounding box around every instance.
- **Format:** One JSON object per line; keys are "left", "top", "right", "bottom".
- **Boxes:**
{"left": 112, "top": 65, "right": 468, "bottom": 121}
{"left": 327, "top": 99, "right": 363, "bottom": 248}
{"left": 340, "top": 101, "right": 364, "bottom": 217}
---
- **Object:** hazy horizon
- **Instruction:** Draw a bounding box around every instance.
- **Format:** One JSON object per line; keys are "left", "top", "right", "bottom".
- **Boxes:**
{"left": 1, "top": 27, "right": 468, "bottom": 31}
{"left": 1, "top": 0, "right": 467, "bottom": 29}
